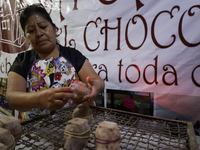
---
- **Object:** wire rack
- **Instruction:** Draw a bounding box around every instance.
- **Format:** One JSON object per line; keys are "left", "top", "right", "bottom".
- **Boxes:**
{"left": 16, "top": 105, "right": 198, "bottom": 150}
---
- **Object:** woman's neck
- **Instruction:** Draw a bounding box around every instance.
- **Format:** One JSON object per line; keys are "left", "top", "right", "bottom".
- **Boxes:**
{"left": 37, "top": 45, "right": 60, "bottom": 59}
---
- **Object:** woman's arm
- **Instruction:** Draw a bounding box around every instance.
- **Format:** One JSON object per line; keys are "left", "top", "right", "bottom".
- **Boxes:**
{"left": 6, "top": 72, "right": 75, "bottom": 112}
{"left": 77, "top": 59, "right": 105, "bottom": 107}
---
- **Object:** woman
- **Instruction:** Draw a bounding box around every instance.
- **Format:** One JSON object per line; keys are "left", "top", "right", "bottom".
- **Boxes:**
{"left": 6, "top": 3, "right": 104, "bottom": 120}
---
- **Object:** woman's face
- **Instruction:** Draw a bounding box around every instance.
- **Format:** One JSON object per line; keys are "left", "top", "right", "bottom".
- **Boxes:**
{"left": 24, "top": 13, "right": 57, "bottom": 55}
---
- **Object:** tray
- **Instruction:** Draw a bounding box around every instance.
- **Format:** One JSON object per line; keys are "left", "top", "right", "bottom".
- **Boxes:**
{"left": 16, "top": 105, "right": 198, "bottom": 150}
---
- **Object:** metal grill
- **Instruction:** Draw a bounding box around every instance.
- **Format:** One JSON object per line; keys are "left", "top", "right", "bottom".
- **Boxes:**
{"left": 16, "top": 106, "right": 198, "bottom": 150}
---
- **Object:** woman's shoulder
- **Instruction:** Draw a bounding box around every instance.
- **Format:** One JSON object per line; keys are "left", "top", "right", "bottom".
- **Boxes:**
{"left": 59, "top": 44, "right": 86, "bottom": 58}
{"left": 9, "top": 49, "right": 36, "bottom": 79}
{"left": 16, "top": 49, "right": 36, "bottom": 61}
{"left": 58, "top": 44, "right": 87, "bottom": 72}
{"left": 59, "top": 44, "right": 78, "bottom": 54}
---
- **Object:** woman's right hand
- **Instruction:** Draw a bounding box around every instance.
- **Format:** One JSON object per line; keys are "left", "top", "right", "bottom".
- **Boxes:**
{"left": 38, "top": 87, "right": 76, "bottom": 110}
{"left": 6, "top": 72, "right": 78, "bottom": 112}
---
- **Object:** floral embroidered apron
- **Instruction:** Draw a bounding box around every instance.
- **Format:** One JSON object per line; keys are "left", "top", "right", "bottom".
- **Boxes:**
{"left": 20, "top": 51, "right": 78, "bottom": 120}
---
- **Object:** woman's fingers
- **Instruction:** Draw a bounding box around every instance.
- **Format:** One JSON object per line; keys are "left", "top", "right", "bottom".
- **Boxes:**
{"left": 53, "top": 87, "right": 76, "bottom": 100}
{"left": 52, "top": 99, "right": 67, "bottom": 108}
{"left": 40, "top": 87, "right": 77, "bottom": 110}
{"left": 86, "top": 76, "right": 92, "bottom": 88}
{"left": 54, "top": 92, "right": 75, "bottom": 101}
{"left": 54, "top": 86, "right": 75, "bottom": 93}
{"left": 77, "top": 99, "right": 90, "bottom": 108}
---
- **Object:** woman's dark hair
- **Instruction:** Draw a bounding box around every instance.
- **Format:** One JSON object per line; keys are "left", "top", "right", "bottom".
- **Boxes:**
{"left": 19, "top": 3, "right": 56, "bottom": 33}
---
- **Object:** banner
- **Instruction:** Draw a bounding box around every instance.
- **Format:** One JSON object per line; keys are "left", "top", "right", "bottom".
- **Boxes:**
{"left": 0, "top": 0, "right": 200, "bottom": 129}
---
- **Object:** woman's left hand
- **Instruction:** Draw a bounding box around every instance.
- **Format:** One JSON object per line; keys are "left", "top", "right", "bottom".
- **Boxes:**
{"left": 77, "top": 76, "right": 101, "bottom": 108}
{"left": 76, "top": 59, "right": 105, "bottom": 108}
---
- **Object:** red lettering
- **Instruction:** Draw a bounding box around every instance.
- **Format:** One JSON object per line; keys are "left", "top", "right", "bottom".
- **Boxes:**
{"left": 99, "top": 0, "right": 116, "bottom": 5}
{"left": 151, "top": 6, "right": 179, "bottom": 49}
{"left": 118, "top": 59, "right": 123, "bottom": 83}
{"left": 0, "top": 62, "right": 4, "bottom": 73}
{"left": 100, "top": 18, "right": 121, "bottom": 50}
{"left": 179, "top": 5, "right": 200, "bottom": 47}
{"left": 143, "top": 56, "right": 158, "bottom": 85}
{"left": 191, "top": 65, "right": 200, "bottom": 87}
{"left": 84, "top": 17, "right": 101, "bottom": 52}
{"left": 126, "top": 64, "right": 140, "bottom": 83}
{"left": 162, "top": 64, "right": 178, "bottom": 85}
{"left": 93, "top": 64, "right": 108, "bottom": 81}
{"left": 126, "top": 15, "right": 147, "bottom": 50}
{"left": 6, "top": 58, "right": 11, "bottom": 73}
